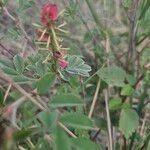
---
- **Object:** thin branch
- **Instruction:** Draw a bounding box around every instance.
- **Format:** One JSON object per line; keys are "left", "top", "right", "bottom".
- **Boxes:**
{"left": 126, "top": 0, "right": 140, "bottom": 72}
{"left": 104, "top": 89, "right": 113, "bottom": 150}
{"left": 58, "top": 122, "right": 77, "bottom": 138}
{"left": 3, "top": 7, "right": 15, "bottom": 21}
{"left": 88, "top": 79, "right": 101, "bottom": 118}
{"left": 0, "top": 43, "right": 14, "bottom": 56}
{"left": 3, "top": 84, "right": 12, "bottom": 103}
{"left": 11, "top": 97, "right": 26, "bottom": 126}
{"left": 0, "top": 70, "right": 45, "bottom": 110}
{"left": 140, "top": 110, "right": 148, "bottom": 136}
{"left": 91, "top": 129, "right": 101, "bottom": 141}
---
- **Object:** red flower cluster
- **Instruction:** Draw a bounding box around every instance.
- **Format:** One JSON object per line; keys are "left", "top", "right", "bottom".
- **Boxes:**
{"left": 40, "top": 3, "right": 69, "bottom": 70}
{"left": 41, "top": 3, "right": 58, "bottom": 25}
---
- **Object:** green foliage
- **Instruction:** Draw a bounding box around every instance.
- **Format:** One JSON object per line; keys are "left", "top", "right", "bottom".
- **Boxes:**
{"left": 2, "top": 66, "right": 18, "bottom": 75}
{"left": 66, "top": 55, "right": 91, "bottom": 77}
{"left": 54, "top": 127, "right": 71, "bottom": 150}
{"left": 38, "top": 111, "right": 58, "bottom": 129}
{"left": 37, "top": 73, "right": 55, "bottom": 94}
{"left": 72, "top": 137, "right": 102, "bottom": 150}
{"left": 7, "top": 27, "right": 21, "bottom": 40}
{"left": 0, "top": 58, "right": 15, "bottom": 68}
{"left": 60, "top": 112, "right": 94, "bottom": 130}
{"left": 97, "top": 66, "right": 126, "bottom": 87}
{"left": 13, "top": 129, "right": 32, "bottom": 142}
{"left": 119, "top": 108, "right": 139, "bottom": 139}
{"left": 139, "top": 0, "right": 150, "bottom": 19}
{"left": 122, "top": 0, "right": 132, "bottom": 8}
{"left": 141, "top": 48, "right": 150, "bottom": 66}
{"left": 12, "top": 75, "right": 31, "bottom": 83}
{"left": 13, "top": 55, "right": 25, "bottom": 74}
{"left": 121, "top": 84, "right": 134, "bottom": 96}
{"left": 109, "top": 98, "right": 122, "bottom": 110}
{"left": 126, "top": 74, "right": 136, "bottom": 86}
{"left": 50, "top": 94, "right": 83, "bottom": 108}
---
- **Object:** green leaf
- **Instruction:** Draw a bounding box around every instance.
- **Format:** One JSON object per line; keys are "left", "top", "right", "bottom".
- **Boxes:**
{"left": 50, "top": 94, "right": 83, "bottom": 108}
{"left": 147, "top": 139, "right": 150, "bottom": 150}
{"left": 66, "top": 55, "right": 91, "bottom": 77}
{"left": 95, "top": 118, "right": 107, "bottom": 130}
{"left": 38, "top": 111, "right": 58, "bottom": 129}
{"left": 109, "top": 98, "right": 122, "bottom": 110}
{"left": 0, "top": 58, "right": 14, "bottom": 68}
{"left": 35, "top": 61, "right": 48, "bottom": 76}
{"left": 60, "top": 112, "right": 94, "bottom": 130}
{"left": 13, "top": 55, "right": 25, "bottom": 74}
{"left": 139, "top": 0, "right": 150, "bottom": 19}
{"left": 54, "top": 127, "right": 71, "bottom": 150}
{"left": 126, "top": 74, "right": 136, "bottom": 85}
{"left": 13, "top": 75, "right": 32, "bottom": 83}
{"left": 122, "top": 0, "right": 132, "bottom": 8}
{"left": 119, "top": 108, "right": 139, "bottom": 139}
{"left": 84, "top": 32, "right": 92, "bottom": 43}
{"left": 7, "top": 27, "right": 21, "bottom": 40}
{"left": 14, "top": 129, "right": 32, "bottom": 142}
{"left": 37, "top": 73, "right": 55, "bottom": 94}
{"left": 121, "top": 103, "right": 131, "bottom": 109}
{"left": 121, "top": 84, "right": 134, "bottom": 96}
{"left": 72, "top": 137, "right": 102, "bottom": 150}
{"left": 2, "top": 66, "right": 18, "bottom": 75}
{"left": 141, "top": 48, "right": 150, "bottom": 66}
{"left": 97, "top": 66, "right": 126, "bottom": 87}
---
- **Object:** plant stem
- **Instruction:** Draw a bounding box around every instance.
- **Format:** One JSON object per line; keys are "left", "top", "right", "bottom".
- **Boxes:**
{"left": 51, "top": 25, "right": 60, "bottom": 51}
{"left": 104, "top": 89, "right": 113, "bottom": 150}
{"left": 126, "top": 0, "right": 140, "bottom": 73}
{"left": 88, "top": 79, "right": 100, "bottom": 118}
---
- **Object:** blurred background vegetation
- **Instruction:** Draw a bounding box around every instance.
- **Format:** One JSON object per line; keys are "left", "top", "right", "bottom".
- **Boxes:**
{"left": 0, "top": 0, "right": 150, "bottom": 150}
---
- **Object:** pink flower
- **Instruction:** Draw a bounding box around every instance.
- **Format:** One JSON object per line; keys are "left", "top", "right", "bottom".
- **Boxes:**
{"left": 41, "top": 3, "right": 58, "bottom": 25}
{"left": 58, "top": 59, "right": 69, "bottom": 69}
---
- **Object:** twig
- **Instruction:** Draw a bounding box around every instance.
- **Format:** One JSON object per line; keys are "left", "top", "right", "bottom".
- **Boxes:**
{"left": 104, "top": 89, "right": 113, "bottom": 150}
{"left": 134, "top": 74, "right": 144, "bottom": 89}
{"left": 3, "top": 7, "right": 15, "bottom": 21}
{"left": 137, "top": 37, "right": 150, "bottom": 53}
{"left": 0, "top": 70, "right": 45, "bottom": 110}
{"left": 3, "top": 84, "right": 11, "bottom": 103}
{"left": 126, "top": 0, "right": 140, "bottom": 72}
{"left": 0, "top": 43, "right": 14, "bottom": 56}
{"left": 88, "top": 79, "right": 101, "bottom": 118}
{"left": 58, "top": 122, "right": 77, "bottom": 138}
{"left": 18, "top": 146, "right": 26, "bottom": 150}
{"left": 140, "top": 110, "right": 148, "bottom": 136}
{"left": 3, "top": 96, "right": 26, "bottom": 126}
{"left": 11, "top": 97, "right": 26, "bottom": 124}
{"left": 91, "top": 129, "right": 101, "bottom": 141}
{"left": 122, "top": 136, "right": 127, "bottom": 150}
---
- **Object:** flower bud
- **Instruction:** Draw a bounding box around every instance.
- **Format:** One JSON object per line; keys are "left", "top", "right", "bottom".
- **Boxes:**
{"left": 41, "top": 3, "right": 58, "bottom": 25}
